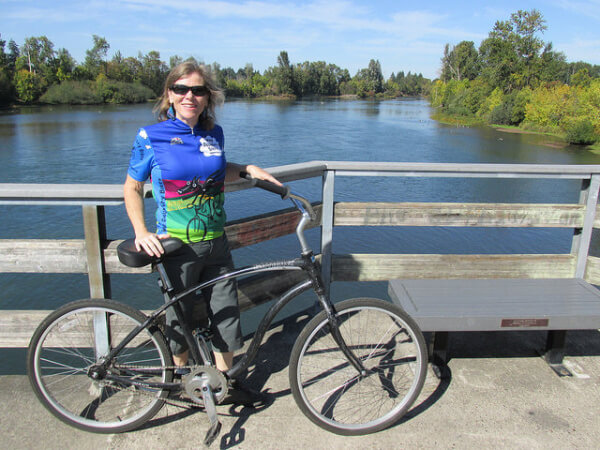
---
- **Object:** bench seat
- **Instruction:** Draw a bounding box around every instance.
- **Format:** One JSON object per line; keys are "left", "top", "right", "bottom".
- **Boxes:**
{"left": 388, "top": 278, "right": 600, "bottom": 376}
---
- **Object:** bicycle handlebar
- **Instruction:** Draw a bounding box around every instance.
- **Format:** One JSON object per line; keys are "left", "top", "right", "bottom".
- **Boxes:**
{"left": 240, "top": 171, "right": 290, "bottom": 199}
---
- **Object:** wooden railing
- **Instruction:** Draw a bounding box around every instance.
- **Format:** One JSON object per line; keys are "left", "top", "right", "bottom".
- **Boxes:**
{"left": 2, "top": 161, "right": 600, "bottom": 347}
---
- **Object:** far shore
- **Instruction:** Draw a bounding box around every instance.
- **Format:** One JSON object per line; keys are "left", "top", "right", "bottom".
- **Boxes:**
{"left": 432, "top": 111, "right": 600, "bottom": 153}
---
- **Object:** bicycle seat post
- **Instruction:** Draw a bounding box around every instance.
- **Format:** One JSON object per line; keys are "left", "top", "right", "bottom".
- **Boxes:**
{"left": 155, "top": 261, "right": 174, "bottom": 294}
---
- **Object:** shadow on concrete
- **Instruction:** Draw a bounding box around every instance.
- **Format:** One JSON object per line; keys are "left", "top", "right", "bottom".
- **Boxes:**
{"left": 430, "top": 329, "right": 600, "bottom": 361}
{"left": 219, "top": 311, "right": 312, "bottom": 448}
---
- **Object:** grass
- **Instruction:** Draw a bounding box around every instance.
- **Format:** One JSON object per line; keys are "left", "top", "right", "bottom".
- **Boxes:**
{"left": 430, "top": 111, "right": 484, "bottom": 127}
{"left": 432, "top": 110, "right": 600, "bottom": 153}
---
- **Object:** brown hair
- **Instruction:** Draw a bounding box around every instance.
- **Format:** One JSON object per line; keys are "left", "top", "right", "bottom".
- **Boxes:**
{"left": 153, "top": 61, "right": 224, "bottom": 130}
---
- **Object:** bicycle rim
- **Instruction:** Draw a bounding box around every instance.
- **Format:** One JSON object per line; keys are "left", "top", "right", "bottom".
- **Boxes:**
{"left": 29, "top": 300, "right": 171, "bottom": 433}
{"left": 290, "top": 298, "right": 427, "bottom": 435}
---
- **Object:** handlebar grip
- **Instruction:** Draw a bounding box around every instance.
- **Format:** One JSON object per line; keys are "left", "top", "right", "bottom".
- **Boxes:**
{"left": 240, "top": 171, "right": 290, "bottom": 199}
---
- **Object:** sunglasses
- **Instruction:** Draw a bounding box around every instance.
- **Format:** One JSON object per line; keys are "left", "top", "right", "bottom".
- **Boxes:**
{"left": 170, "top": 84, "right": 210, "bottom": 97}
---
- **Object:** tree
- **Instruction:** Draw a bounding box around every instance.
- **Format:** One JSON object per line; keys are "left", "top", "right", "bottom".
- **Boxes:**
{"left": 52, "top": 48, "right": 76, "bottom": 82}
{"left": 539, "top": 43, "right": 568, "bottom": 83}
{"left": 14, "top": 69, "right": 45, "bottom": 102}
{"left": 84, "top": 35, "right": 110, "bottom": 78}
{"left": 276, "top": 50, "right": 294, "bottom": 95}
{"left": 0, "top": 36, "right": 14, "bottom": 104}
{"left": 441, "top": 41, "right": 479, "bottom": 81}
{"left": 366, "top": 59, "right": 384, "bottom": 93}
{"left": 571, "top": 68, "right": 592, "bottom": 88}
{"left": 479, "top": 9, "right": 547, "bottom": 92}
{"left": 355, "top": 59, "right": 384, "bottom": 94}
{"left": 139, "top": 50, "right": 168, "bottom": 95}
{"left": 16, "top": 36, "right": 55, "bottom": 77}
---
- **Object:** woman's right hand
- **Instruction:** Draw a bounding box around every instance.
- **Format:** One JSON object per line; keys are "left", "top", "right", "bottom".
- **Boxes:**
{"left": 124, "top": 175, "right": 169, "bottom": 257}
{"left": 134, "top": 230, "right": 169, "bottom": 257}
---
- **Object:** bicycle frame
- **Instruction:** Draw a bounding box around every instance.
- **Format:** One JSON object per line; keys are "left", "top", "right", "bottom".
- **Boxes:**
{"left": 94, "top": 190, "right": 367, "bottom": 386}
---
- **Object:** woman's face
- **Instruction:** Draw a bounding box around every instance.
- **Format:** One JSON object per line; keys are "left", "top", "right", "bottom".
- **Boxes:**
{"left": 168, "top": 71, "right": 209, "bottom": 128}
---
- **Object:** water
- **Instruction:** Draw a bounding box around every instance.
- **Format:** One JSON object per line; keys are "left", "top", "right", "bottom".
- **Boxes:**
{"left": 2, "top": 99, "right": 599, "bottom": 373}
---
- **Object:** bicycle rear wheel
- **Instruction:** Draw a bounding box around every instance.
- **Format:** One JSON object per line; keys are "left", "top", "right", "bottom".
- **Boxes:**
{"left": 27, "top": 299, "right": 173, "bottom": 433}
{"left": 289, "top": 298, "right": 427, "bottom": 435}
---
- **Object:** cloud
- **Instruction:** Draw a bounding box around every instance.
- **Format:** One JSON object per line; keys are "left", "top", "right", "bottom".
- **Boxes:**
{"left": 552, "top": 0, "right": 600, "bottom": 19}
{"left": 117, "top": 0, "right": 467, "bottom": 40}
{"left": 555, "top": 38, "right": 600, "bottom": 63}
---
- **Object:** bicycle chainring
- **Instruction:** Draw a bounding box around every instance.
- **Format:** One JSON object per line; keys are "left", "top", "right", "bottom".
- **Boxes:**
{"left": 182, "top": 366, "right": 228, "bottom": 405}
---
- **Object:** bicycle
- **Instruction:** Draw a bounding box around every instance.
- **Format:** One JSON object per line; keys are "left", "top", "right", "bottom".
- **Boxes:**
{"left": 27, "top": 175, "right": 428, "bottom": 446}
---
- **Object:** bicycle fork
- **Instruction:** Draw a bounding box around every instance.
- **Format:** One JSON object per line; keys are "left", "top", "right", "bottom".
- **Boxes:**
{"left": 307, "top": 255, "right": 368, "bottom": 377}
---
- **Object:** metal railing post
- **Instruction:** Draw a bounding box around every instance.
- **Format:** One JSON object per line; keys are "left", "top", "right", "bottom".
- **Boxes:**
{"left": 575, "top": 174, "right": 600, "bottom": 278}
{"left": 321, "top": 169, "right": 335, "bottom": 298}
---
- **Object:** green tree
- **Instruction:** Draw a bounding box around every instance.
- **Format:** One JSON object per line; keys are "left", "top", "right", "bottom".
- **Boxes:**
{"left": 14, "top": 69, "right": 45, "bottom": 102}
{"left": 84, "top": 35, "right": 109, "bottom": 79}
{"left": 539, "top": 43, "right": 568, "bottom": 83}
{"left": 15, "top": 36, "right": 56, "bottom": 87}
{"left": 479, "top": 9, "right": 547, "bottom": 92}
{"left": 441, "top": 41, "right": 479, "bottom": 81}
{"left": 275, "top": 50, "right": 294, "bottom": 95}
{"left": 571, "top": 68, "right": 592, "bottom": 87}
{"left": 139, "top": 50, "right": 168, "bottom": 95}
{"left": 0, "top": 35, "right": 14, "bottom": 104}
{"left": 52, "top": 48, "right": 76, "bottom": 82}
{"left": 366, "top": 59, "right": 384, "bottom": 93}
{"left": 354, "top": 59, "right": 384, "bottom": 94}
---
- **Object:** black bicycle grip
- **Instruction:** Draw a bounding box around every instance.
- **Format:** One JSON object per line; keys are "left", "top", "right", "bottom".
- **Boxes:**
{"left": 240, "top": 171, "right": 290, "bottom": 199}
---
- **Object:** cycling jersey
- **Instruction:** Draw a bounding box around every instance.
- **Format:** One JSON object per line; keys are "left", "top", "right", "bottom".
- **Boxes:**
{"left": 127, "top": 118, "right": 227, "bottom": 243}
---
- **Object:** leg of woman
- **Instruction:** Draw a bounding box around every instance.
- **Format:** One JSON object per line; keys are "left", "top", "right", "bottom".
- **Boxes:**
{"left": 199, "top": 236, "right": 266, "bottom": 407}
{"left": 213, "top": 351, "right": 233, "bottom": 371}
{"left": 162, "top": 244, "right": 210, "bottom": 368}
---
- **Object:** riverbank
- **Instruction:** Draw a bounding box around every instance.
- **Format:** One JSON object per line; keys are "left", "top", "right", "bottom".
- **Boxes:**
{"left": 431, "top": 111, "right": 600, "bottom": 153}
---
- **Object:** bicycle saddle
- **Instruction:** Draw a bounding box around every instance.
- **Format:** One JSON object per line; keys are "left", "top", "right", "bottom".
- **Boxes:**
{"left": 117, "top": 237, "right": 183, "bottom": 267}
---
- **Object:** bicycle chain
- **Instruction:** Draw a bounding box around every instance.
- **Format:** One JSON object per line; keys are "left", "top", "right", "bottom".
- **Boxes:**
{"left": 109, "top": 363, "right": 216, "bottom": 409}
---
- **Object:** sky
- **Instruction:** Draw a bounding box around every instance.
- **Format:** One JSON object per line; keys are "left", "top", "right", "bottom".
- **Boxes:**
{"left": 1, "top": 0, "right": 600, "bottom": 80}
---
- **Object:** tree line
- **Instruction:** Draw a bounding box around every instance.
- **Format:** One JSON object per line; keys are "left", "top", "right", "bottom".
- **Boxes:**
{"left": 431, "top": 9, "right": 600, "bottom": 145}
{"left": 0, "top": 34, "right": 430, "bottom": 106}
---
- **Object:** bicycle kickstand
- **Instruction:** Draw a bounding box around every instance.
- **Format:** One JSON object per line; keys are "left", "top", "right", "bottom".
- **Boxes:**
{"left": 201, "top": 383, "right": 222, "bottom": 447}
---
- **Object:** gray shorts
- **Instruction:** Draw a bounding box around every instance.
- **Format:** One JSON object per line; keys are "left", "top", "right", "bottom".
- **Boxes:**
{"left": 162, "top": 235, "right": 243, "bottom": 355}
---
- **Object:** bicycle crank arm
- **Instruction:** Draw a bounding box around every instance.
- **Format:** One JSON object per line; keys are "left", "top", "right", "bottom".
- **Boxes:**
{"left": 201, "top": 382, "right": 222, "bottom": 447}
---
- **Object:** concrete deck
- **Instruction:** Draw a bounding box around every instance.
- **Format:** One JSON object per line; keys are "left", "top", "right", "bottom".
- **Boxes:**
{"left": 2, "top": 313, "right": 600, "bottom": 449}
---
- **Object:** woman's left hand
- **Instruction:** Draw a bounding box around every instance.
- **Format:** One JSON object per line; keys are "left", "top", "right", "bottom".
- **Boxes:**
{"left": 244, "top": 164, "right": 283, "bottom": 186}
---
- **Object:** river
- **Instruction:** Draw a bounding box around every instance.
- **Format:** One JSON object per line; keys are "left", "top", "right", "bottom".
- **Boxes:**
{"left": 1, "top": 98, "right": 599, "bottom": 373}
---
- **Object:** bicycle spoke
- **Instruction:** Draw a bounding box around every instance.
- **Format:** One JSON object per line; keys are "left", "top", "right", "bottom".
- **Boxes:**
{"left": 29, "top": 301, "right": 172, "bottom": 432}
{"left": 290, "top": 299, "right": 427, "bottom": 435}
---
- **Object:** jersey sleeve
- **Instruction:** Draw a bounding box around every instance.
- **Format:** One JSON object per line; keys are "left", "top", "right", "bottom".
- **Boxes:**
{"left": 127, "top": 128, "right": 154, "bottom": 182}
{"left": 216, "top": 124, "right": 224, "bottom": 150}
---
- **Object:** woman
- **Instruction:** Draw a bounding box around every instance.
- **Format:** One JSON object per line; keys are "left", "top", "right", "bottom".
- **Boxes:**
{"left": 124, "top": 61, "right": 278, "bottom": 406}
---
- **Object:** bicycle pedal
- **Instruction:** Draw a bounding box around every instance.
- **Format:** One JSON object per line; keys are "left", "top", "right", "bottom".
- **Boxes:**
{"left": 203, "top": 420, "right": 222, "bottom": 447}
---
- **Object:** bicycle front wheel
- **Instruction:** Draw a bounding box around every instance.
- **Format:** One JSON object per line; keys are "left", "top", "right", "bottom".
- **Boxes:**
{"left": 27, "top": 299, "right": 173, "bottom": 433}
{"left": 289, "top": 298, "right": 427, "bottom": 435}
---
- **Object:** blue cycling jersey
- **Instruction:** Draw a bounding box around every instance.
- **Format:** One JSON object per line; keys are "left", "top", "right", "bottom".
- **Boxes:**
{"left": 127, "top": 117, "right": 227, "bottom": 243}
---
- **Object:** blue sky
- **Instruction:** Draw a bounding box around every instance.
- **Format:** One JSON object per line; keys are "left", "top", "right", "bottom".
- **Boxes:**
{"left": 1, "top": 0, "right": 599, "bottom": 79}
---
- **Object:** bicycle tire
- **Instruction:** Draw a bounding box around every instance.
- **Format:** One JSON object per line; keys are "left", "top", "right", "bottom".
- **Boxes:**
{"left": 27, "top": 298, "right": 173, "bottom": 433}
{"left": 289, "top": 297, "right": 427, "bottom": 435}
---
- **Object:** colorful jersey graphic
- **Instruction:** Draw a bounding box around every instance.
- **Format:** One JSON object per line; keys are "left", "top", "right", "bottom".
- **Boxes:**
{"left": 127, "top": 118, "right": 227, "bottom": 243}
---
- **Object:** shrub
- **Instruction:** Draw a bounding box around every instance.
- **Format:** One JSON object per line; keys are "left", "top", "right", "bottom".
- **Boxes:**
{"left": 564, "top": 119, "right": 598, "bottom": 145}
{"left": 40, "top": 81, "right": 103, "bottom": 104}
{"left": 40, "top": 80, "right": 153, "bottom": 104}
{"left": 489, "top": 101, "right": 515, "bottom": 125}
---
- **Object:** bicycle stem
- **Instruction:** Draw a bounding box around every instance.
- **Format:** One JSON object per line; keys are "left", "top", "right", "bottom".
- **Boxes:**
{"left": 289, "top": 193, "right": 316, "bottom": 255}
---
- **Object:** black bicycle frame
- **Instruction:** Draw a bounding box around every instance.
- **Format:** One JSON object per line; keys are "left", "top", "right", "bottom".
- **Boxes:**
{"left": 100, "top": 252, "right": 367, "bottom": 384}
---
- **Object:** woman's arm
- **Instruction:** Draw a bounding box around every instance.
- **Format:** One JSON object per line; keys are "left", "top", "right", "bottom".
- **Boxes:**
{"left": 123, "top": 175, "right": 166, "bottom": 257}
{"left": 225, "top": 162, "right": 282, "bottom": 185}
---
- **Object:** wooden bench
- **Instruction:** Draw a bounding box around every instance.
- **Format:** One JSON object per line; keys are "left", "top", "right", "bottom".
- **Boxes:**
{"left": 388, "top": 278, "right": 600, "bottom": 376}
